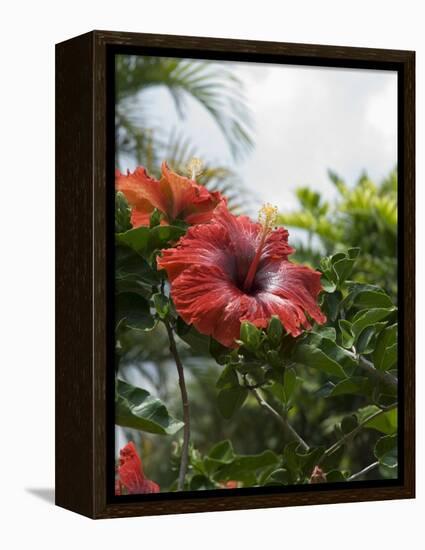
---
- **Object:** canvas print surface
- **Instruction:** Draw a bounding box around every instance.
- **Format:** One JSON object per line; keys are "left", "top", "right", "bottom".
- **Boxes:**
{"left": 113, "top": 54, "right": 398, "bottom": 496}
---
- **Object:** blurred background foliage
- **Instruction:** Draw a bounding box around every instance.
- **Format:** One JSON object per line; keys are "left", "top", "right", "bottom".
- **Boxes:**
{"left": 116, "top": 54, "right": 257, "bottom": 213}
{"left": 279, "top": 169, "right": 397, "bottom": 301}
{"left": 115, "top": 54, "right": 398, "bottom": 489}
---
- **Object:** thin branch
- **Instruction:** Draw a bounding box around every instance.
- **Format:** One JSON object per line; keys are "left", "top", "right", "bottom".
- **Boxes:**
{"left": 319, "top": 402, "right": 398, "bottom": 464}
{"left": 164, "top": 320, "right": 190, "bottom": 491}
{"left": 357, "top": 355, "right": 398, "bottom": 389}
{"left": 347, "top": 461, "right": 380, "bottom": 481}
{"left": 251, "top": 388, "right": 309, "bottom": 451}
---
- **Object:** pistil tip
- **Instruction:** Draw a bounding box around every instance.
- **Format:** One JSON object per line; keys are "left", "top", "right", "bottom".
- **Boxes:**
{"left": 186, "top": 158, "right": 204, "bottom": 180}
{"left": 258, "top": 203, "right": 278, "bottom": 232}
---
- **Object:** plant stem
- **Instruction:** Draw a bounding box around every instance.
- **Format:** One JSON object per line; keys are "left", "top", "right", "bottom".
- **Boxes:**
{"left": 347, "top": 461, "right": 380, "bottom": 481}
{"left": 357, "top": 355, "right": 398, "bottom": 389}
{"left": 319, "top": 402, "right": 398, "bottom": 464}
{"left": 164, "top": 320, "right": 190, "bottom": 491}
{"left": 251, "top": 388, "right": 309, "bottom": 451}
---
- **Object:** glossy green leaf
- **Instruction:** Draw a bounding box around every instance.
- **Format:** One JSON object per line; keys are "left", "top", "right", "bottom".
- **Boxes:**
{"left": 357, "top": 405, "right": 398, "bottom": 435}
{"left": 356, "top": 322, "right": 387, "bottom": 354}
{"left": 115, "top": 379, "right": 184, "bottom": 435}
{"left": 267, "top": 315, "right": 283, "bottom": 346}
{"left": 115, "top": 191, "right": 132, "bottom": 233}
{"left": 240, "top": 321, "right": 262, "bottom": 351}
{"left": 351, "top": 308, "right": 395, "bottom": 340}
{"left": 373, "top": 324, "right": 398, "bottom": 371}
{"left": 293, "top": 343, "right": 346, "bottom": 378}
{"left": 217, "top": 386, "right": 248, "bottom": 419}
{"left": 152, "top": 292, "right": 170, "bottom": 319}
{"left": 116, "top": 226, "right": 151, "bottom": 255}
{"left": 115, "top": 292, "right": 156, "bottom": 331}
{"left": 176, "top": 318, "right": 211, "bottom": 353}
{"left": 216, "top": 450, "right": 280, "bottom": 482}
{"left": 353, "top": 290, "right": 393, "bottom": 309}
{"left": 332, "top": 257, "right": 355, "bottom": 284}
{"left": 374, "top": 434, "right": 397, "bottom": 468}
{"left": 339, "top": 320, "right": 354, "bottom": 349}
{"left": 328, "top": 376, "right": 370, "bottom": 397}
{"left": 341, "top": 414, "right": 358, "bottom": 434}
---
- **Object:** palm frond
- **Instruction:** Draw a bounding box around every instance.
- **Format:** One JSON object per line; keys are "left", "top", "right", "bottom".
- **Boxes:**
{"left": 116, "top": 55, "right": 254, "bottom": 160}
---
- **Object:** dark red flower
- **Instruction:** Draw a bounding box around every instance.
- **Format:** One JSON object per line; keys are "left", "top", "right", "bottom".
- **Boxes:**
{"left": 116, "top": 442, "right": 160, "bottom": 495}
{"left": 310, "top": 465, "right": 327, "bottom": 484}
{"left": 115, "top": 160, "right": 224, "bottom": 227}
{"left": 158, "top": 204, "right": 326, "bottom": 347}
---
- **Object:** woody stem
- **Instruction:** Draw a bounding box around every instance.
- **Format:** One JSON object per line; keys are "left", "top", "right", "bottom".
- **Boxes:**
{"left": 251, "top": 388, "right": 309, "bottom": 451}
{"left": 164, "top": 320, "right": 190, "bottom": 491}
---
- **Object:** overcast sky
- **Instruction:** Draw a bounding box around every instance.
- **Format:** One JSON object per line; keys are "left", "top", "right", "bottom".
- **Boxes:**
{"left": 121, "top": 58, "right": 397, "bottom": 214}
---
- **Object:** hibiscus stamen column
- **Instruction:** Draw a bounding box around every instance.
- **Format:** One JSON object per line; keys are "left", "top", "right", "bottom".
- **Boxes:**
{"left": 243, "top": 203, "right": 278, "bottom": 291}
{"left": 164, "top": 319, "right": 191, "bottom": 491}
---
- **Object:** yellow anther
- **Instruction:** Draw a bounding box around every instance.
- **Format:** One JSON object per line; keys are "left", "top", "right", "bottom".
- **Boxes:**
{"left": 186, "top": 157, "right": 204, "bottom": 180}
{"left": 258, "top": 203, "right": 278, "bottom": 232}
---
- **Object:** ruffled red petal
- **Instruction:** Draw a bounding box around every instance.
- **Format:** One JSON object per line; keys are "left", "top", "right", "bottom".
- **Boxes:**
{"left": 158, "top": 205, "right": 325, "bottom": 347}
{"left": 117, "top": 442, "right": 160, "bottom": 495}
{"left": 116, "top": 167, "right": 169, "bottom": 223}
{"left": 116, "top": 164, "right": 223, "bottom": 227}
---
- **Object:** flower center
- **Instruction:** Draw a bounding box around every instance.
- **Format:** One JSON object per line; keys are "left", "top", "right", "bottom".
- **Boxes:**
{"left": 243, "top": 204, "right": 278, "bottom": 292}
{"left": 186, "top": 157, "right": 204, "bottom": 181}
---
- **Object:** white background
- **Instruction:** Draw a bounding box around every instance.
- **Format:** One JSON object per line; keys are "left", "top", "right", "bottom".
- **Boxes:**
{"left": 1, "top": 1, "right": 422, "bottom": 548}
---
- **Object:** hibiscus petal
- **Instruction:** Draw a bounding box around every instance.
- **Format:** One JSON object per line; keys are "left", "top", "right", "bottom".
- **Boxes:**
{"left": 254, "top": 261, "right": 326, "bottom": 335}
{"left": 161, "top": 162, "right": 198, "bottom": 220}
{"left": 116, "top": 167, "right": 169, "bottom": 226}
{"left": 170, "top": 264, "right": 252, "bottom": 347}
{"left": 117, "top": 442, "right": 160, "bottom": 495}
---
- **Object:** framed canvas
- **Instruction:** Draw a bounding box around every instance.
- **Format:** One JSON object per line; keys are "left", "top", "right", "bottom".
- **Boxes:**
{"left": 55, "top": 30, "right": 415, "bottom": 519}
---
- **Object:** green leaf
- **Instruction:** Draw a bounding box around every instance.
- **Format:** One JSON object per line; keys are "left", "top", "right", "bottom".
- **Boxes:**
{"left": 332, "top": 257, "right": 355, "bottom": 284}
{"left": 312, "top": 326, "right": 337, "bottom": 342}
{"left": 347, "top": 247, "right": 360, "bottom": 259}
{"left": 116, "top": 226, "right": 151, "bottom": 255}
{"left": 353, "top": 290, "right": 393, "bottom": 309}
{"left": 373, "top": 324, "right": 398, "bottom": 371}
{"left": 341, "top": 414, "right": 358, "bottom": 434}
{"left": 115, "top": 379, "right": 184, "bottom": 435}
{"left": 374, "top": 434, "right": 398, "bottom": 468}
{"left": 240, "top": 321, "right": 262, "bottom": 351}
{"left": 328, "top": 376, "right": 370, "bottom": 397}
{"left": 326, "top": 470, "right": 347, "bottom": 482}
{"left": 176, "top": 318, "right": 211, "bottom": 353}
{"left": 267, "top": 315, "right": 283, "bottom": 347}
{"left": 293, "top": 343, "right": 346, "bottom": 378}
{"left": 270, "top": 369, "right": 301, "bottom": 405}
{"left": 149, "top": 208, "right": 161, "bottom": 228}
{"left": 356, "top": 322, "right": 387, "bottom": 354}
{"left": 209, "top": 338, "right": 230, "bottom": 365}
{"left": 357, "top": 405, "right": 398, "bottom": 435}
{"left": 351, "top": 308, "right": 395, "bottom": 340}
{"left": 321, "top": 276, "right": 336, "bottom": 293}
{"left": 149, "top": 224, "right": 186, "bottom": 249}
{"left": 152, "top": 292, "right": 170, "bottom": 320}
{"left": 115, "top": 247, "right": 159, "bottom": 299}
{"left": 115, "top": 191, "right": 132, "bottom": 233}
{"left": 115, "top": 292, "right": 156, "bottom": 331}
{"left": 321, "top": 291, "right": 342, "bottom": 322}
{"left": 216, "top": 450, "right": 280, "bottom": 483}
{"left": 339, "top": 320, "right": 354, "bottom": 349}
{"left": 217, "top": 386, "right": 248, "bottom": 419}
{"left": 216, "top": 365, "right": 239, "bottom": 390}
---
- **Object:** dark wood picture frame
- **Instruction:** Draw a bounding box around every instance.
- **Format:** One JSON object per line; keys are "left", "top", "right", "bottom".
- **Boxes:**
{"left": 56, "top": 30, "right": 415, "bottom": 519}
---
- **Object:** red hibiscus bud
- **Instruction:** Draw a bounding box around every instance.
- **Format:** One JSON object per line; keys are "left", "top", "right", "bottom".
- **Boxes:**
{"left": 310, "top": 465, "right": 327, "bottom": 484}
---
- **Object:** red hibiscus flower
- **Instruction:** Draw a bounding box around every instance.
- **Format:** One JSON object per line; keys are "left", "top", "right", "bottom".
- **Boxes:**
{"left": 115, "top": 159, "right": 224, "bottom": 227}
{"left": 115, "top": 442, "right": 160, "bottom": 495}
{"left": 158, "top": 204, "right": 326, "bottom": 348}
